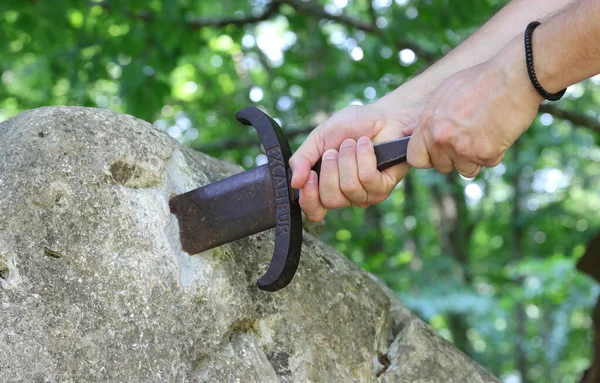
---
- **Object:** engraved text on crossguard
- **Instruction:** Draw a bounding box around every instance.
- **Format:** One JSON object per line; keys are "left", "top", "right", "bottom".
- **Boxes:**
{"left": 267, "top": 146, "right": 291, "bottom": 235}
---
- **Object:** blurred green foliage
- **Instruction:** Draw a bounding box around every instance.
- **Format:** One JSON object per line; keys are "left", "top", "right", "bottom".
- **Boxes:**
{"left": 1, "top": 1, "right": 599, "bottom": 381}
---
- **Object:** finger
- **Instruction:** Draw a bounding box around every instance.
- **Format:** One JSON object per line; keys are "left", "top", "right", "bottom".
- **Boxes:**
{"left": 407, "top": 115, "right": 433, "bottom": 169}
{"left": 451, "top": 151, "right": 482, "bottom": 178}
{"left": 423, "top": 117, "right": 457, "bottom": 173}
{"left": 357, "top": 136, "right": 410, "bottom": 205}
{"left": 290, "top": 154, "right": 312, "bottom": 189}
{"left": 290, "top": 130, "right": 324, "bottom": 189}
{"left": 356, "top": 136, "right": 384, "bottom": 200}
{"left": 380, "top": 163, "right": 411, "bottom": 200}
{"left": 456, "top": 163, "right": 482, "bottom": 179}
{"left": 338, "top": 138, "right": 368, "bottom": 206}
{"left": 299, "top": 171, "right": 328, "bottom": 222}
{"left": 429, "top": 149, "right": 455, "bottom": 173}
{"left": 319, "top": 149, "right": 351, "bottom": 209}
{"left": 424, "top": 128, "right": 454, "bottom": 173}
{"left": 482, "top": 152, "right": 505, "bottom": 168}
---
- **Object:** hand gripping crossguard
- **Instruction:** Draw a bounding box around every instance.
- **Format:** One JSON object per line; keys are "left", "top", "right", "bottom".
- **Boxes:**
{"left": 169, "top": 107, "right": 410, "bottom": 292}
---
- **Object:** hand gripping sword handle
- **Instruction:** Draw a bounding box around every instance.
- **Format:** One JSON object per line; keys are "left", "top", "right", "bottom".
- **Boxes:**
{"left": 311, "top": 136, "right": 410, "bottom": 175}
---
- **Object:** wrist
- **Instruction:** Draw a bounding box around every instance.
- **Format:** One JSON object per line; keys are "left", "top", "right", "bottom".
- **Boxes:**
{"left": 528, "top": 22, "right": 569, "bottom": 94}
{"left": 524, "top": 22, "right": 566, "bottom": 99}
{"left": 491, "top": 34, "right": 544, "bottom": 107}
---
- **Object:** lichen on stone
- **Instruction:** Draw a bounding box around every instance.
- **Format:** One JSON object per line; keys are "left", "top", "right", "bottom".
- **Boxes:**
{"left": 109, "top": 160, "right": 162, "bottom": 188}
{"left": 43, "top": 247, "right": 63, "bottom": 259}
{"left": 0, "top": 259, "right": 9, "bottom": 280}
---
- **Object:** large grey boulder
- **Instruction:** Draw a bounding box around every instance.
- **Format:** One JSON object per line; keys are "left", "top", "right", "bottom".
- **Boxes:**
{"left": 0, "top": 107, "right": 499, "bottom": 382}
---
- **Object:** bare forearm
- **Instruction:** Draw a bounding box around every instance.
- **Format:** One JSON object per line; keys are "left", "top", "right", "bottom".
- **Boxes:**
{"left": 413, "top": 0, "right": 574, "bottom": 91}
{"left": 487, "top": 0, "right": 600, "bottom": 106}
{"left": 380, "top": 0, "right": 574, "bottom": 102}
{"left": 533, "top": 0, "right": 600, "bottom": 93}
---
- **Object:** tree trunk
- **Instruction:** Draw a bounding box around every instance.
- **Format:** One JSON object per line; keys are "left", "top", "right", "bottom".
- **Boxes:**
{"left": 431, "top": 173, "right": 476, "bottom": 355}
{"left": 577, "top": 232, "right": 600, "bottom": 383}
{"left": 510, "top": 140, "right": 529, "bottom": 383}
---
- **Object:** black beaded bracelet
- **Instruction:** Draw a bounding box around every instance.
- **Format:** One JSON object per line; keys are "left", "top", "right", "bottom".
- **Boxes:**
{"left": 524, "top": 21, "right": 566, "bottom": 101}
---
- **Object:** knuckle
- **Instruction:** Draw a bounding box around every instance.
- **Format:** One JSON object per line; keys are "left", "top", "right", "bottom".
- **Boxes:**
{"left": 477, "top": 145, "right": 500, "bottom": 162}
{"left": 299, "top": 194, "right": 315, "bottom": 209}
{"left": 454, "top": 139, "right": 472, "bottom": 158}
{"left": 307, "top": 211, "right": 326, "bottom": 222}
{"left": 436, "top": 163, "right": 454, "bottom": 173}
{"left": 340, "top": 178, "right": 361, "bottom": 194}
{"left": 364, "top": 184, "right": 385, "bottom": 199}
{"left": 431, "top": 121, "right": 453, "bottom": 147}
{"left": 420, "top": 106, "right": 435, "bottom": 121}
{"left": 358, "top": 168, "right": 377, "bottom": 185}
{"left": 369, "top": 193, "right": 388, "bottom": 205}
{"left": 369, "top": 113, "right": 387, "bottom": 134}
{"left": 407, "top": 153, "right": 428, "bottom": 169}
{"left": 320, "top": 195, "right": 345, "bottom": 209}
{"left": 312, "top": 129, "right": 327, "bottom": 151}
{"left": 484, "top": 155, "right": 503, "bottom": 168}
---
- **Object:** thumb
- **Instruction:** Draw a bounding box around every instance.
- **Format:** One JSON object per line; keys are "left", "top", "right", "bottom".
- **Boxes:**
{"left": 407, "top": 119, "right": 432, "bottom": 169}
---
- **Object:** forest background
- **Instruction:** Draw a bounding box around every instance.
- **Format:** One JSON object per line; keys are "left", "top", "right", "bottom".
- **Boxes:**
{"left": 1, "top": 1, "right": 599, "bottom": 382}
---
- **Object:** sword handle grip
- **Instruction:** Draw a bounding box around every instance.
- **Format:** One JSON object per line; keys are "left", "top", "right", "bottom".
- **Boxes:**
{"left": 311, "top": 136, "right": 411, "bottom": 175}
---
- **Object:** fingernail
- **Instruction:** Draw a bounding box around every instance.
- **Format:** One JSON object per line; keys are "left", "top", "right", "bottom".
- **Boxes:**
{"left": 324, "top": 149, "right": 338, "bottom": 160}
{"left": 341, "top": 138, "right": 355, "bottom": 148}
{"left": 358, "top": 136, "right": 370, "bottom": 146}
{"left": 306, "top": 171, "right": 317, "bottom": 184}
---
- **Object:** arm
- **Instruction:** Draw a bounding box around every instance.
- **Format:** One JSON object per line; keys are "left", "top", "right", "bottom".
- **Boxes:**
{"left": 407, "top": 0, "right": 600, "bottom": 176}
{"left": 530, "top": 0, "right": 600, "bottom": 93}
{"left": 380, "top": 0, "right": 575, "bottom": 104}
{"left": 290, "top": 0, "right": 575, "bottom": 221}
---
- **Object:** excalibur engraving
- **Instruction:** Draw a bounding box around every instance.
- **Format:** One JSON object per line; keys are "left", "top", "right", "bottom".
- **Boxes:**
{"left": 268, "top": 145, "right": 291, "bottom": 235}
{"left": 169, "top": 107, "right": 411, "bottom": 292}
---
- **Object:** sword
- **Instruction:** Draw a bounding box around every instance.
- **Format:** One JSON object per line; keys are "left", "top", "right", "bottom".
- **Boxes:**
{"left": 169, "top": 107, "right": 410, "bottom": 292}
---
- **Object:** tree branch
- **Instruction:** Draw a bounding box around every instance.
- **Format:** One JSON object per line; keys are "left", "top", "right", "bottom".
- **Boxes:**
{"left": 282, "top": 0, "right": 376, "bottom": 32}
{"left": 367, "top": 0, "right": 378, "bottom": 28}
{"left": 91, "top": 1, "right": 281, "bottom": 29}
{"left": 539, "top": 103, "right": 600, "bottom": 134}
{"left": 188, "top": 2, "right": 282, "bottom": 29}
{"left": 193, "top": 125, "right": 315, "bottom": 152}
{"left": 281, "top": 0, "right": 437, "bottom": 62}
{"left": 94, "top": 0, "right": 599, "bottom": 138}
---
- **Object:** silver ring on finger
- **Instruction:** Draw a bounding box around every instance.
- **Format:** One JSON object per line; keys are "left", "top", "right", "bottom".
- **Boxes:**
{"left": 458, "top": 164, "right": 482, "bottom": 179}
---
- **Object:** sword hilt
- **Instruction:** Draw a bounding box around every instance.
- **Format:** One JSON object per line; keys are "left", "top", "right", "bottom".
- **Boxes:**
{"left": 311, "top": 136, "right": 410, "bottom": 175}
{"left": 170, "top": 108, "right": 411, "bottom": 293}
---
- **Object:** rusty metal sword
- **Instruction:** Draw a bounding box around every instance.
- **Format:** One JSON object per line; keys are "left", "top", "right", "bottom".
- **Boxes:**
{"left": 169, "top": 107, "right": 410, "bottom": 292}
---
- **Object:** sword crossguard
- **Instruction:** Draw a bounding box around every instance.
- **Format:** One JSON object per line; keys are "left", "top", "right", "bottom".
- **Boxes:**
{"left": 235, "top": 107, "right": 303, "bottom": 292}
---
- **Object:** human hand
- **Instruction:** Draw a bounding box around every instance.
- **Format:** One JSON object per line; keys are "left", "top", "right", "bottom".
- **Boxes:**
{"left": 406, "top": 48, "right": 543, "bottom": 177}
{"left": 290, "top": 93, "right": 425, "bottom": 222}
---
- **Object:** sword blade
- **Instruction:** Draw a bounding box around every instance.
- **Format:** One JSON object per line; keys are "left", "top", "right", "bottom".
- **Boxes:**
{"left": 169, "top": 165, "right": 276, "bottom": 254}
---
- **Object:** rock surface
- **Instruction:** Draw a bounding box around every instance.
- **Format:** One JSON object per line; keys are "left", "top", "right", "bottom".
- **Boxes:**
{"left": 0, "top": 107, "right": 499, "bottom": 382}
